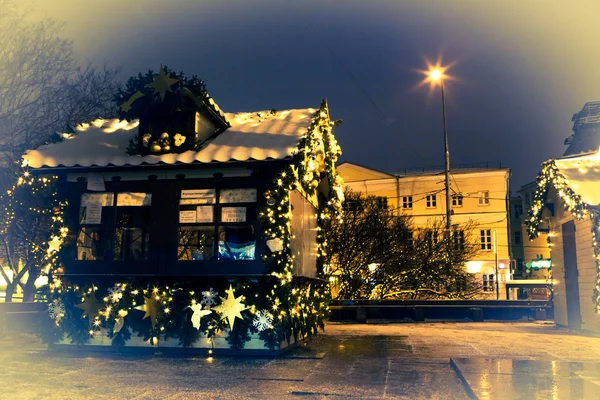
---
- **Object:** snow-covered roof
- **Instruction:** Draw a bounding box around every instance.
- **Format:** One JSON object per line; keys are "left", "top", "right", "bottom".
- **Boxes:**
{"left": 23, "top": 109, "right": 316, "bottom": 169}
{"left": 554, "top": 147, "right": 600, "bottom": 206}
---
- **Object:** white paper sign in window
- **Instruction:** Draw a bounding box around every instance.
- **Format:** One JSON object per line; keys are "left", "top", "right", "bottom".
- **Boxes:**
{"left": 80, "top": 193, "right": 114, "bottom": 224}
{"left": 181, "top": 189, "right": 216, "bottom": 204}
{"left": 84, "top": 203, "right": 103, "bottom": 224}
{"left": 196, "top": 205, "right": 214, "bottom": 223}
{"left": 220, "top": 189, "right": 257, "bottom": 204}
{"left": 179, "top": 210, "right": 197, "bottom": 223}
{"left": 87, "top": 173, "right": 106, "bottom": 191}
{"left": 221, "top": 207, "right": 246, "bottom": 222}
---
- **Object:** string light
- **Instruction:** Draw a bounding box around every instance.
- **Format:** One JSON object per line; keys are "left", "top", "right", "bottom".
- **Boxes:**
{"left": 527, "top": 159, "right": 600, "bottom": 313}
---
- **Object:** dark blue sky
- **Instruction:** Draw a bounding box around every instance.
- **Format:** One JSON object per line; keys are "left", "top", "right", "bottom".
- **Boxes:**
{"left": 36, "top": 0, "right": 600, "bottom": 188}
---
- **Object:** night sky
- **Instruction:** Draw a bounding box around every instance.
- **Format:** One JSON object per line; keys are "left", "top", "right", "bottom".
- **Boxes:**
{"left": 33, "top": 0, "right": 600, "bottom": 188}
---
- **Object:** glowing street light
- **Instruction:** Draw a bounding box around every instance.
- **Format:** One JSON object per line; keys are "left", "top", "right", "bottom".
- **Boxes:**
{"left": 424, "top": 62, "right": 452, "bottom": 234}
{"left": 429, "top": 68, "right": 442, "bottom": 82}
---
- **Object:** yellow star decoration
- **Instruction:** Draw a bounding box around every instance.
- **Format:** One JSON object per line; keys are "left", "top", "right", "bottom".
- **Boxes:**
{"left": 135, "top": 295, "right": 160, "bottom": 329}
{"left": 212, "top": 285, "right": 249, "bottom": 330}
{"left": 75, "top": 291, "right": 103, "bottom": 320}
{"left": 145, "top": 66, "right": 178, "bottom": 102}
{"left": 119, "top": 91, "right": 145, "bottom": 112}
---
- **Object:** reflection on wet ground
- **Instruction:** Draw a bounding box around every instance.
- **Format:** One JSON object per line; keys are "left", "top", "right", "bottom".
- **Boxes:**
{"left": 452, "top": 358, "right": 600, "bottom": 400}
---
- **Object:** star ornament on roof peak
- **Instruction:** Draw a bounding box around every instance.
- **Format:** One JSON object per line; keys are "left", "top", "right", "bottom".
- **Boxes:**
{"left": 212, "top": 284, "right": 249, "bottom": 330}
{"left": 146, "top": 66, "right": 179, "bottom": 102}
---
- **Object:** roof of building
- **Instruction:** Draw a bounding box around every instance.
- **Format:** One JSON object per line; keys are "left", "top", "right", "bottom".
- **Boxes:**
{"left": 564, "top": 101, "right": 600, "bottom": 156}
{"left": 23, "top": 109, "right": 317, "bottom": 169}
{"left": 553, "top": 147, "right": 600, "bottom": 206}
{"left": 337, "top": 161, "right": 395, "bottom": 181}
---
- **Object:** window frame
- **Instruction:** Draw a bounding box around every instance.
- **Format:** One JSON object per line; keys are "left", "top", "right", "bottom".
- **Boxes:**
{"left": 177, "top": 188, "right": 258, "bottom": 262}
{"left": 402, "top": 195, "right": 413, "bottom": 210}
{"left": 76, "top": 191, "right": 153, "bottom": 262}
{"left": 513, "top": 203, "right": 523, "bottom": 219}
{"left": 426, "top": 194, "right": 437, "bottom": 209}
{"left": 452, "top": 194, "right": 463, "bottom": 207}
{"left": 453, "top": 229, "right": 465, "bottom": 250}
{"left": 375, "top": 196, "right": 388, "bottom": 210}
{"left": 63, "top": 179, "right": 268, "bottom": 278}
{"left": 478, "top": 191, "right": 490, "bottom": 206}
{"left": 480, "top": 229, "right": 492, "bottom": 251}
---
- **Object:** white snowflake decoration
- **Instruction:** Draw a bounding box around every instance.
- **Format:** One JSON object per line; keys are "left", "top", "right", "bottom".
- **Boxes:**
{"left": 252, "top": 309, "right": 273, "bottom": 332}
{"left": 48, "top": 299, "right": 65, "bottom": 322}
{"left": 107, "top": 285, "right": 123, "bottom": 302}
{"left": 201, "top": 288, "right": 218, "bottom": 307}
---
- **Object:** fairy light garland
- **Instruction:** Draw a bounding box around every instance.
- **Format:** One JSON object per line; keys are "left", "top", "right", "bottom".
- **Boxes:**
{"left": 0, "top": 158, "right": 67, "bottom": 298}
{"left": 526, "top": 159, "right": 600, "bottom": 313}
{"left": 260, "top": 100, "right": 343, "bottom": 341}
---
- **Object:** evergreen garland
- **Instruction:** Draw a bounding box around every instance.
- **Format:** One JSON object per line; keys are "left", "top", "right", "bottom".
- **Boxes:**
{"left": 526, "top": 158, "right": 600, "bottom": 314}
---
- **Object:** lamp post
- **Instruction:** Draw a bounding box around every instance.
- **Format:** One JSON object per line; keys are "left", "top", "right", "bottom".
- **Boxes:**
{"left": 428, "top": 68, "right": 452, "bottom": 235}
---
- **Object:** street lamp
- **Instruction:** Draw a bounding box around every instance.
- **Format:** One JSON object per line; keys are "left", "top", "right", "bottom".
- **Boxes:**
{"left": 428, "top": 67, "right": 452, "bottom": 235}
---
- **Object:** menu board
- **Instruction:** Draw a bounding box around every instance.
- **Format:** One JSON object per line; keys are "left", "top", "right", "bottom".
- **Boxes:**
{"left": 196, "top": 205, "right": 214, "bottom": 223}
{"left": 179, "top": 210, "right": 197, "bottom": 224}
{"left": 221, "top": 207, "right": 246, "bottom": 222}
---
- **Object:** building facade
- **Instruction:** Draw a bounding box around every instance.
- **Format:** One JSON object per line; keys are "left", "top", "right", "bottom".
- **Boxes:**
{"left": 338, "top": 162, "right": 512, "bottom": 299}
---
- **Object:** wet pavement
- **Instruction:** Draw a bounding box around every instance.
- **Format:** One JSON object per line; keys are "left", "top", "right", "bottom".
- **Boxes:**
{"left": 1, "top": 322, "right": 599, "bottom": 399}
{"left": 452, "top": 358, "right": 600, "bottom": 400}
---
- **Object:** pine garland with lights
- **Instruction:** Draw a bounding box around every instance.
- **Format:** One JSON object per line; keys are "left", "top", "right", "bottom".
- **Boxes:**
{"left": 0, "top": 159, "right": 67, "bottom": 303}
{"left": 526, "top": 159, "right": 600, "bottom": 313}
{"left": 526, "top": 160, "right": 587, "bottom": 239}
{"left": 259, "top": 100, "right": 343, "bottom": 343}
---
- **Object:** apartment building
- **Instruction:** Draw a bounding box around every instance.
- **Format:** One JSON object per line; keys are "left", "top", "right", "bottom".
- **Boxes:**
{"left": 338, "top": 162, "right": 512, "bottom": 299}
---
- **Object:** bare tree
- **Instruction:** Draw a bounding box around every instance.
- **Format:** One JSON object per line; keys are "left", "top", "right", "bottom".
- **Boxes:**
{"left": 376, "top": 220, "right": 481, "bottom": 299}
{"left": 323, "top": 190, "right": 481, "bottom": 300}
{"left": 321, "top": 190, "right": 412, "bottom": 299}
{"left": 0, "top": 0, "right": 120, "bottom": 301}
{"left": 0, "top": 1, "right": 119, "bottom": 167}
